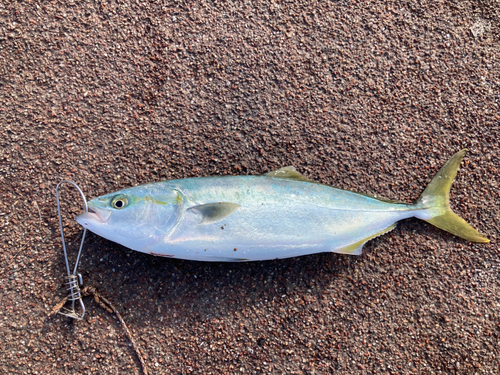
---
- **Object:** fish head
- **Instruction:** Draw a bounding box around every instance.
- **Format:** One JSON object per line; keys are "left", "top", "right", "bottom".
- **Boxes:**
{"left": 76, "top": 185, "right": 183, "bottom": 251}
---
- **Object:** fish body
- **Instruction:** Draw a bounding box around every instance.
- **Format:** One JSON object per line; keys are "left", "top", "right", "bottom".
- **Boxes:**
{"left": 76, "top": 150, "right": 489, "bottom": 261}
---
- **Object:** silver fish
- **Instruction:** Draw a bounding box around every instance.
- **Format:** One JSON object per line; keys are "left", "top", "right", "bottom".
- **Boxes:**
{"left": 76, "top": 149, "right": 489, "bottom": 261}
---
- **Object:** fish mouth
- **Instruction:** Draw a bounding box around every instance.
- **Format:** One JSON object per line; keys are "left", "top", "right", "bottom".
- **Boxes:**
{"left": 76, "top": 207, "right": 112, "bottom": 226}
{"left": 89, "top": 207, "right": 112, "bottom": 223}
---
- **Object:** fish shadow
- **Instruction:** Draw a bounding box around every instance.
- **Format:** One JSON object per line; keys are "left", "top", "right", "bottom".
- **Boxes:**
{"left": 68, "top": 232, "right": 363, "bottom": 324}
{"left": 47, "top": 217, "right": 443, "bottom": 326}
{"left": 43, "top": 231, "right": 358, "bottom": 372}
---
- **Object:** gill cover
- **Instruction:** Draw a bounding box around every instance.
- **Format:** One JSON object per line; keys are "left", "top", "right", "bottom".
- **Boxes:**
{"left": 76, "top": 187, "right": 184, "bottom": 251}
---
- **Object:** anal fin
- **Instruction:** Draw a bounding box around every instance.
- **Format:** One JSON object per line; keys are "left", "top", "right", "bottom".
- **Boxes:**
{"left": 335, "top": 223, "right": 396, "bottom": 255}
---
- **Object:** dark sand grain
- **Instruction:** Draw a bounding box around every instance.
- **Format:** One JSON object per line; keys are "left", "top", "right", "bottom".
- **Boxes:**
{"left": 1, "top": 1, "right": 499, "bottom": 374}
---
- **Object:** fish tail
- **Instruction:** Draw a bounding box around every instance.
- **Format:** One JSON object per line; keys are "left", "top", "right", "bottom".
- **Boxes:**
{"left": 415, "top": 149, "right": 489, "bottom": 243}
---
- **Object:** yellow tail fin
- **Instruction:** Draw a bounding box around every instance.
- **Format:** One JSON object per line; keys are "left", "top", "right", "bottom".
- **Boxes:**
{"left": 416, "top": 149, "right": 489, "bottom": 243}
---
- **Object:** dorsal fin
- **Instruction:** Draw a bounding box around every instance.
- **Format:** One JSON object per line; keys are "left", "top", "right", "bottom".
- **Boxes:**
{"left": 265, "top": 167, "right": 403, "bottom": 203}
{"left": 264, "top": 167, "right": 318, "bottom": 184}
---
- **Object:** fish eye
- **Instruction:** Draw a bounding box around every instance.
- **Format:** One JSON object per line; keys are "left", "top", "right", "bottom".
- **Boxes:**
{"left": 112, "top": 195, "right": 128, "bottom": 209}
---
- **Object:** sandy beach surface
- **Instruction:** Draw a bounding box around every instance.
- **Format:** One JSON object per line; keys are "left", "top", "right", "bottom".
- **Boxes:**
{"left": 1, "top": 1, "right": 499, "bottom": 374}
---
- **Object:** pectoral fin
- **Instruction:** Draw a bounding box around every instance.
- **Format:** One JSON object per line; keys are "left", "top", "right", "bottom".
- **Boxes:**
{"left": 335, "top": 223, "right": 396, "bottom": 255}
{"left": 188, "top": 202, "right": 241, "bottom": 225}
{"left": 264, "top": 166, "right": 318, "bottom": 184}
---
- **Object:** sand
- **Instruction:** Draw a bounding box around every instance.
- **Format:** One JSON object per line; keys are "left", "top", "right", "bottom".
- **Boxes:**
{"left": 0, "top": 1, "right": 499, "bottom": 374}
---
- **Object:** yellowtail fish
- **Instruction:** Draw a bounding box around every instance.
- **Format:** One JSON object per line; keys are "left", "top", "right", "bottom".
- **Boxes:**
{"left": 76, "top": 150, "right": 489, "bottom": 261}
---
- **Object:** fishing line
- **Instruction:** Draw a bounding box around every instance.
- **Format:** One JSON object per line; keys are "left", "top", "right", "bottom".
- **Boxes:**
{"left": 55, "top": 180, "right": 88, "bottom": 319}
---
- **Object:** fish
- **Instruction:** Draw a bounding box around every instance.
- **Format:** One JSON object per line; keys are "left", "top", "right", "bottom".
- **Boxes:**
{"left": 76, "top": 149, "right": 489, "bottom": 261}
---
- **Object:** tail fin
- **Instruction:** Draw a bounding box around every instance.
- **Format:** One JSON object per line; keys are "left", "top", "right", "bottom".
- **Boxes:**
{"left": 416, "top": 149, "right": 489, "bottom": 243}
